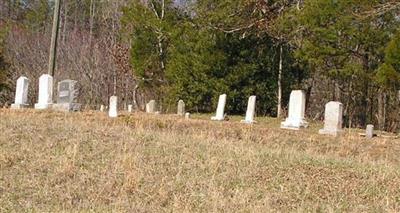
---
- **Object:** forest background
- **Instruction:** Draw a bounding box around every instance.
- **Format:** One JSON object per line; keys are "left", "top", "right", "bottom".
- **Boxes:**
{"left": 0, "top": 0, "right": 399, "bottom": 132}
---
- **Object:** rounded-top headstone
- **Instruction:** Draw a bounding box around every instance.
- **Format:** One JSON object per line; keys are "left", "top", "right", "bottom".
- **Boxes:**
{"left": 109, "top": 96, "right": 118, "bottom": 118}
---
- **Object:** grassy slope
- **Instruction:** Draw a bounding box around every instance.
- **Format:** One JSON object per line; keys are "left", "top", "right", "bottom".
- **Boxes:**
{"left": 0, "top": 109, "right": 400, "bottom": 212}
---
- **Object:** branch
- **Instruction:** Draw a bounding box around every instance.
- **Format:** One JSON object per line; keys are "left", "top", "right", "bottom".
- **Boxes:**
{"left": 212, "top": 18, "right": 267, "bottom": 34}
{"left": 354, "top": 1, "right": 400, "bottom": 19}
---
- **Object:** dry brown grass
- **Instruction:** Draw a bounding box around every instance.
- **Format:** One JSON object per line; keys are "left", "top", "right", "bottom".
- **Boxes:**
{"left": 1, "top": 109, "right": 400, "bottom": 212}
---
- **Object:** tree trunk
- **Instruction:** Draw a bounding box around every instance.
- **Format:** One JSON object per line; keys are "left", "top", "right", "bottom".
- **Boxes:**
{"left": 62, "top": 0, "right": 67, "bottom": 45}
{"left": 89, "top": 0, "right": 95, "bottom": 48}
{"left": 277, "top": 45, "right": 283, "bottom": 118}
{"left": 48, "top": 0, "right": 61, "bottom": 76}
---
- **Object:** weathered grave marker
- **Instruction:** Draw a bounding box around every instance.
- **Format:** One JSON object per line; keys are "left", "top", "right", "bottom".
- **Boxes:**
{"left": 128, "top": 104, "right": 133, "bottom": 113}
{"left": 100, "top": 105, "right": 105, "bottom": 112}
{"left": 109, "top": 96, "right": 118, "bottom": 118}
{"left": 146, "top": 100, "right": 156, "bottom": 113}
{"left": 34, "top": 74, "right": 53, "bottom": 109}
{"left": 185, "top": 112, "right": 191, "bottom": 119}
{"left": 319, "top": 101, "right": 343, "bottom": 136}
{"left": 11, "top": 76, "right": 30, "bottom": 109}
{"left": 241, "top": 96, "right": 256, "bottom": 124}
{"left": 366, "top": 124, "right": 374, "bottom": 139}
{"left": 53, "top": 80, "right": 81, "bottom": 112}
{"left": 281, "top": 90, "right": 308, "bottom": 130}
{"left": 177, "top": 100, "right": 185, "bottom": 116}
{"left": 211, "top": 94, "right": 227, "bottom": 121}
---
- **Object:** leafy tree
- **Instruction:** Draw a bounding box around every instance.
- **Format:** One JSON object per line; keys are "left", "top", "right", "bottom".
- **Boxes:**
{"left": 122, "top": 0, "right": 183, "bottom": 99}
{"left": 165, "top": 0, "right": 304, "bottom": 114}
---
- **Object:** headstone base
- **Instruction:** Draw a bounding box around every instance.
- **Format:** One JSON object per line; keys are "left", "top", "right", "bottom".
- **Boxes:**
{"left": 280, "top": 119, "right": 308, "bottom": 130}
{"left": 211, "top": 116, "right": 224, "bottom": 121}
{"left": 11, "top": 104, "right": 29, "bottom": 109}
{"left": 241, "top": 120, "right": 256, "bottom": 124}
{"left": 52, "top": 103, "right": 81, "bottom": 112}
{"left": 34, "top": 103, "right": 53, "bottom": 110}
{"left": 319, "top": 128, "right": 342, "bottom": 137}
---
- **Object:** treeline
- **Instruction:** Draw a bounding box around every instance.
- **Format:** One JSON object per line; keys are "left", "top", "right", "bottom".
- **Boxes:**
{"left": 0, "top": 0, "right": 399, "bottom": 132}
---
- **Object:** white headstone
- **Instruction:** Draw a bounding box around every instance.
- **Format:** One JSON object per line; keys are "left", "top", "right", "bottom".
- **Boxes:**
{"left": 177, "top": 100, "right": 185, "bottom": 116}
{"left": 281, "top": 90, "right": 308, "bottom": 130}
{"left": 397, "top": 90, "right": 400, "bottom": 102}
{"left": 146, "top": 100, "right": 156, "bottom": 113}
{"left": 109, "top": 96, "right": 118, "bottom": 118}
{"left": 366, "top": 124, "right": 374, "bottom": 139}
{"left": 241, "top": 96, "right": 256, "bottom": 124}
{"left": 11, "top": 76, "right": 30, "bottom": 109}
{"left": 211, "top": 94, "right": 227, "bottom": 121}
{"left": 100, "top": 105, "right": 105, "bottom": 112}
{"left": 128, "top": 104, "right": 133, "bottom": 113}
{"left": 185, "top": 112, "right": 191, "bottom": 119}
{"left": 34, "top": 74, "right": 53, "bottom": 109}
{"left": 319, "top": 101, "right": 343, "bottom": 136}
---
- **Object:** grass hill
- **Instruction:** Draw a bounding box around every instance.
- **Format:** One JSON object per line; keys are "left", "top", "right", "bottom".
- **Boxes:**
{"left": 1, "top": 109, "right": 399, "bottom": 212}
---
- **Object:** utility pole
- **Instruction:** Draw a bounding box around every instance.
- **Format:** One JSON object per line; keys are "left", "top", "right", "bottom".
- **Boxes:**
{"left": 48, "top": 0, "right": 61, "bottom": 76}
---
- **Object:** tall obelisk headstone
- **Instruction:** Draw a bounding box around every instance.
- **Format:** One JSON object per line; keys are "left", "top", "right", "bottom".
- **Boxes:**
{"left": 177, "top": 100, "right": 185, "bottom": 116}
{"left": 211, "top": 94, "right": 227, "bottom": 121}
{"left": 319, "top": 101, "right": 343, "bottom": 136}
{"left": 109, "top": 96, "right": 118, "bottom": 118}
{"left": 11, "top": 76, "right": 30, "bottom": 109}
{"left": 241, "top": 96, "right": 256, "bottom": 124}
{"left": 281, "top": 90, "right": 308, "bottom": 130}
{"left": 34, "top": 74, "right": 53, "bottom": 109}
{"left": 146, "top": 100, "right": 156, "bottom": 113}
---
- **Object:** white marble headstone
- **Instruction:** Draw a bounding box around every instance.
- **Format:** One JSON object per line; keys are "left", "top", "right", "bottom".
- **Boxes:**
{"left": 211, "top": 94, "right": 227, "bottom": 121}
{"left": 128, "top": 104, "right": 133, "bottom": 113}
{"left": 109, "top": 96, "right": 118, "bottom": 118}
{"left": 11, "top": 76, "right": 30, "bottom": 109}
{"left": 281, "top": 90, "right": 308, "bottom": 130}
{"left": 146, "top": 100, "right": 156, "bottom": 113}
{"left": 34, "top": 74, "right": 53, "bottom": 109}
{"left": 366, "top": 124, "right": 374, "bottom": 139}
{"left": 319, "top": 101, "right": 343, "bottom": 136}
{"left": 100, "top": 105, "right": 105, "bottom": 112}
{"left": 241, "top": 96, "right": 256, "bottom": 124}
{"left": 177, "top": 100, "right": 185, "bottom": 116}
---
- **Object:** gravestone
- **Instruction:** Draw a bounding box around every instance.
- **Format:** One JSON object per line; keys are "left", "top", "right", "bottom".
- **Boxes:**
{"left": 11, "top": 76, "right": 30, "bottom": 109}
{"left": 398, "top": 90, "right": 400, "bottom": 102}
{"left": 211, "top": 94, "right": 227, "bottom": 121}
{"left": 109, "top": 96, "right": 118, "bottom": 118}
{"left": 100, "top": 105, "right": 105, "bottom": 112}
{"left": 34, "top": 74, "right": 53, "bottom": 109}
{"left": 281, "top": 90, "right": 308, "bottom": 130}
{"left": 146, "top": 100, "right": 156, "bottom": 113}
{"left": 366, "top": 125, "right": 374, "bottom": 139}
{"left": 52, "top": 80, "right": 81, "bottom": 112}
{"left": 177, "top": 100, "right": 185, "bottom": 116}
{"left": 128, "top": 104, "right": 133, "bottom": 113}
{"left": 185, "top": 112, "right": 191, "bottom": 119}
{"left": 319, "top": 101, "right": 343, "bottom": 136}
{"left": 241, "top": 96, "right": 256, "bottom": 124}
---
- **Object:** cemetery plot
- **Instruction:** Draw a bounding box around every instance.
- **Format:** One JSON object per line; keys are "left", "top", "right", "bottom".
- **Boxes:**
{"left": 0, "top": 109, "right": 399, "bottom": 212}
